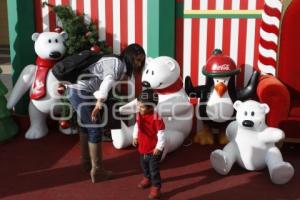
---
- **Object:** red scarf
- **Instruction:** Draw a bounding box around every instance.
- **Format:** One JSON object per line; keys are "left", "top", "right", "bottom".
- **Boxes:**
{"left": 30, "top": 57, "right": 58, "bottom": 100}
{"left": 154, "top": 77, "right": 183, "bottom": 95}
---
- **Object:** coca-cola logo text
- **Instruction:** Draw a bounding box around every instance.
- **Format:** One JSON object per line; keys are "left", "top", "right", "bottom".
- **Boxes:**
{"left": 212, "top": 64, "right": 230, "bottom": 71}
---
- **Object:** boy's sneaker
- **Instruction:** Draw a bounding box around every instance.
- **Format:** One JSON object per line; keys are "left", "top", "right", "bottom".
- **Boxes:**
{"left": 137, "top": 177, "right": 151, "bottom": 189}
{"left": 148, "top": 186, "right": 161, "bottom": 199}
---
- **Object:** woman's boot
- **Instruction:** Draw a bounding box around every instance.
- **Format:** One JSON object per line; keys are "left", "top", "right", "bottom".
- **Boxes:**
{"left": 79, "top": 132, "right": 91, "bottom": 172}
{"left": 88, "top": 142, "right": 113, "bottom": 183}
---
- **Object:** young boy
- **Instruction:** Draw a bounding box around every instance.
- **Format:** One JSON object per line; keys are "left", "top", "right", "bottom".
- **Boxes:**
{"left": 133, "top": 89, "right": 165, "bottom": 200}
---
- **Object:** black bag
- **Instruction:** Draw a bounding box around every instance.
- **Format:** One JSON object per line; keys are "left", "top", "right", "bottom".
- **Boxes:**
{"left": 52, "top": 50, "right": 103, "bottom": 83}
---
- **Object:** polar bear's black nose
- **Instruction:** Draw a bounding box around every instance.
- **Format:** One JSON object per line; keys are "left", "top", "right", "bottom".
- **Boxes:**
{"left": 142, "top": 81, "right": 151, "bottom": 88}
{"left": 242, "top": 120, "right": 254, "bottom": 127}
{"left": 50, "top": 51, "right": 61, "bottom": 59}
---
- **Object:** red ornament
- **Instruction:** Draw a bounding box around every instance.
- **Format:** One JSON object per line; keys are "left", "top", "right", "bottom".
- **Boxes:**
{"left": 90, "top": 44, "right": 101, "bottom": 53}
{"left": 54, "top": 27, "right": 63, "bottom": 33}
{"left": 60, "top": 120, "right": 70, "bottom": 129}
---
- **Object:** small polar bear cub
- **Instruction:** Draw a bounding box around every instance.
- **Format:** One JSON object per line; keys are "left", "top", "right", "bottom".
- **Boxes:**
{"left": 210, "top": 100, "right": 294, "bottom": 184}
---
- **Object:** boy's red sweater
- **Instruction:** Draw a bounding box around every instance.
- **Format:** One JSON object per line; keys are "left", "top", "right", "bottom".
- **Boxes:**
{"left": 136, "top": 112, "right": 165, "bottom": 154}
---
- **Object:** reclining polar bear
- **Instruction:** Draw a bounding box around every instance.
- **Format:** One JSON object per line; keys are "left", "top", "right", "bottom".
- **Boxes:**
{"left": 111, "top": 56, "right": 193, "bottom": 160}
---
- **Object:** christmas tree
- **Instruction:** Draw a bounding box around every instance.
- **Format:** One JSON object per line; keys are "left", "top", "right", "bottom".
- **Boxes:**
{"left": 43, "top": 3, "right": 112, "bottom": 55}
{"left": 0, "top": 68, "right": 18, "bottom": 142}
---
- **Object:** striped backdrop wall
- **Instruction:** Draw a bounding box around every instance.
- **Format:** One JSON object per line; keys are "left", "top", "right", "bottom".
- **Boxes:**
{"left": 176, "top": 0, "right": 271, "bottom": 89}
{"left": 34, "top": 0, "right": 148, "bottom": 55}
{"left": 34, "top": 0, "right": 282, "bottom": 97}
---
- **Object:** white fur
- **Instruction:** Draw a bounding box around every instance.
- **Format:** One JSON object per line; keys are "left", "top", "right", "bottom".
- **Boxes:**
{"left": 111, "top": 56, "right": 193, "bottom": 161}
{"left": 7, "top": 31, "right": 76, "bottom": 139}
{"left": 206, "top": 77, "right": 234, "bottom": 122}
{"left": 210, "top": 100, "right": 294, "bottom": 184}
{"left": 143, "top": 56, "right": 180, "bottom": 89}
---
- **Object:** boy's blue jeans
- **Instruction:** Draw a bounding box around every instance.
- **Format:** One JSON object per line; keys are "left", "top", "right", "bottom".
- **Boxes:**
{"left": 67, "top": 87, "right": 102, "bottom": 143}
{"left": 140, "top": 153, "right": 162, "bottom": 187}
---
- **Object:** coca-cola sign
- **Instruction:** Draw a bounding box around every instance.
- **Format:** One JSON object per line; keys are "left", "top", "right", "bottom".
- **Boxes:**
{"left": 212, "top": 64, "right": 230, "bottom": 71}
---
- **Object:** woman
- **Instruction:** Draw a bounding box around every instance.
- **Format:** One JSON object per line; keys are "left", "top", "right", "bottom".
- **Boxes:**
{"left": 66, "top": 43, "right": 145, "bottom": 183}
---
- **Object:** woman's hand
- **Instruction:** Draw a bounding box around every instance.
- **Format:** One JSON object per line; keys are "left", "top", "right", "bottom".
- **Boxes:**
{"left": 91, "top": 99, "right": 104, "bottom": 122}
{"left": 57, "top": 83, "right": 66, "bottom": 95}
{"left": 153, "top": 149, "right": 162, "bottom": 156}
{"left": 132, "top": 138, "right": 138, "bottom": 147}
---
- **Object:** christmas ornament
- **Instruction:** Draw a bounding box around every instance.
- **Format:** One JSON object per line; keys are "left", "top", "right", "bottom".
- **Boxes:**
{"left": 60, "top": 120, "right": 71, "bottom": 129}
{"left": 90, "top": 44, "right": 101, "bottom": 53}
{"left": 54, "top": 27, "right": 63, "bottom": 33}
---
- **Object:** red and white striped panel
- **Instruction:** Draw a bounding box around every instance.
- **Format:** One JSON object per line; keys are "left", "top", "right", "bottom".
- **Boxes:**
{"left": 257, "top": 0, "right": 282, "bottom": 75}
{"left": 178, "top": 0, "right": 265, "bottom": 89}
{"left": 34, "top": 0, "right": 148, "bottom": 54}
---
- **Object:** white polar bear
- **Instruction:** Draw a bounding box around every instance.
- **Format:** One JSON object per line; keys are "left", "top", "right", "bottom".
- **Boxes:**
{"left": 111, "top": 56, "right": 193, "bottom": 160}
{"left": 210, "top": 100, "right": 294, "bottom": 184}
{"left": 7, "top": 31, "right": 77, "bottom": 139}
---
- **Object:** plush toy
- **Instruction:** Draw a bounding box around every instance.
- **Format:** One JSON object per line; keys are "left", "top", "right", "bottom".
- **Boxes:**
{"left": 210, "top": 100, "right": 294, "bottom": 184}
{"left": 7, "top": 31, "right": 77, "bottom": 139}
{"left": 111, "top": 56, "right": 193, "bottom": 160}
{"left": 185, "top": 49, "right": 259, "bottom": 145}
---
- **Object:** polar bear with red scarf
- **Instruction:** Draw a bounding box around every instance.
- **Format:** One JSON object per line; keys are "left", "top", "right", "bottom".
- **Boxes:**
{"left": 111, "top": 56, "right": 193, "bottom": 160}
{"left": 7, "top": 31, "right": 75, "bottom": 139}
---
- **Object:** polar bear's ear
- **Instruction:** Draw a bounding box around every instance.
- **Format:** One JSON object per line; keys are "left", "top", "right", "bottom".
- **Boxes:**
{"left": 233, "top": 100, "right": 242, "bottom": 111}
{"left": 145, "top": 57, "right": 153, "bottom": 66}
{"left": 32, "top": 33, "right": 40, "bottom": 41}
{"left": 260, "top": 103, "right": 270, "bottom": 114}
{"left": 60, "top": 31, "right": 68, "bottom": 40}
{"left": 167, "top": 61, "right": 176, "bottom": 71}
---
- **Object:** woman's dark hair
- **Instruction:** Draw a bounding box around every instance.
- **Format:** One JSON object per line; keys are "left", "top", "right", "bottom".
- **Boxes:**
{"left": 120, "top": 43, "right": 145, "bottom": 77}
{"left": 137, "top": 89, "right": 159, "bottom": 108}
